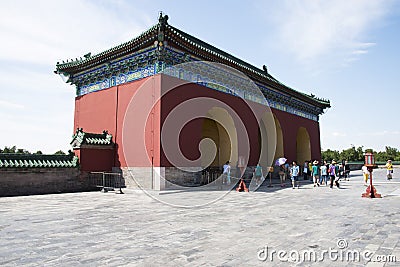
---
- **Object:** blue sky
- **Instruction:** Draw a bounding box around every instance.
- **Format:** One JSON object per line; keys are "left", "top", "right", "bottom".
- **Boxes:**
{"left": 0, "top": 0, "right": 399, "bottom": 153}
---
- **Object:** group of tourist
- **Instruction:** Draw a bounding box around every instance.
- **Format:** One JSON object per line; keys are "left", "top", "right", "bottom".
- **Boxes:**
{"left": 287, "top": 160, "right": 344, "bottom": 189}
{"left": 250, "top": 159, "right": 347, "bottom": 189}
{"left": 273, "top": 158, "right": 396, "bottom": 189}
{"left": 223, "top": 158, "right": 395, "bottom": 189}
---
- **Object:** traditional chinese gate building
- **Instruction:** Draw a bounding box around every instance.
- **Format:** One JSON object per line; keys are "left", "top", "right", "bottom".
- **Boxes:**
{"left": 55, "top": 14, "right": 330, "bottom": 189}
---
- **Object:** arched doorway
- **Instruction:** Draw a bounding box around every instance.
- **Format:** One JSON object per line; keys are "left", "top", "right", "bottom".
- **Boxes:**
{"left": 258, "top": 112, "right": 278, "bottom": 168}
{"left": 201, "top": 107, "right": 237, "bottom": 167}
{"left": 273, "top": 115, "right": 284, "bottom": 160}
{"left": 201, "top": 118, "right": 230, "bottom": 166}
{"left": 296, "top": 127, "right": 311, "bottom": 165}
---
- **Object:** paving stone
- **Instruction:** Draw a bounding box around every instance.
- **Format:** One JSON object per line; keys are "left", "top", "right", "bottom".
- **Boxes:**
{"left": 0, "top": 169, "right": 398, "bottom": 266}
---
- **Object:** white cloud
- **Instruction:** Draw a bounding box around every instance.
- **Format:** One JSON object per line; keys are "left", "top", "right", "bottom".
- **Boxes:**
{"left": 268, "top": 0, "right": 392, "bottom": 64}
{"left": 357, "top": 131, "right": 400, "bottom": 137}
{"left": 332, "top": 132, "right": 346, "bottom": 137}
{"left": 0, "top": 100, "right": 24, "bottom": 110}
{"left": 0, "top": 0, "right": 151, "bottom": 65}
{"left": 352, "top": 50, "right": 368, "bottom": 55}
{"left": 0, "top": 0, "right": 151, "bottom": 153}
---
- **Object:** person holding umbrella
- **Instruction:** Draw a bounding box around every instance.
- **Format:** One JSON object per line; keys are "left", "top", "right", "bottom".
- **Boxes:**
{"left": 276, "top": 157, "right": 287, "bottom": 187}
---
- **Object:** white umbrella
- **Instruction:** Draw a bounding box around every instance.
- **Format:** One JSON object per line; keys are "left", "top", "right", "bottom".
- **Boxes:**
{"left": 275, "top": 157, "right": 287, "bottom": 166}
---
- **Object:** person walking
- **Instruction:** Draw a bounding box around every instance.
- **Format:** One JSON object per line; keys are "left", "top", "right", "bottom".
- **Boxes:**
{"left": 344, "top": 160, "right": 350, "bottom": 181}
{"left": 337, "top": 163, "right": 344, "bottom": 181}
{"left": 362, "top": 165, "right": 369, "bottom": 186}
{"left": 290, "top": 161, "right": 300, "bottom": 189}
{"left": 254, "top": 163, "right": 263, "bottom": 186}
{"left": 303, "top": 161, "right": 309, "bottom": 180}
{"left": 279, "top": 164, "right": 286, "bottom": 187}
{"left": 222, "top": 161, "right": 231, "bottom": 185}
{"left": 386, "top": 160, "right": 394, "bottom": 180}
{"left": 320, "top": 161, "right": 328, "bottom": 186}
{"left": 285, "top": 162, "right": 290, "bottom": 178}
{"left": 329, "top": 160, "right": 340, "bottom": 188}
{"left": 312, "top": 160, "right": 320, "bottom": 187}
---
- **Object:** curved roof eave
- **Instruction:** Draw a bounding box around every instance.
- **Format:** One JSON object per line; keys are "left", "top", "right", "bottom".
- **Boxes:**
{"left": 54, "top": 18, "right": 330, "bottom": 109}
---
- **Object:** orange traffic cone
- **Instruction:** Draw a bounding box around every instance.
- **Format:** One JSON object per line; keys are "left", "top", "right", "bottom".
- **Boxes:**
{"left": 236, "top": 179, "right": 249, "bottom": 192}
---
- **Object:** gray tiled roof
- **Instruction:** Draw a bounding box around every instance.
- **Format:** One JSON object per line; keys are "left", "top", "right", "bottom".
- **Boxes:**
{"left": 71, "top": 128, "right": 113, "bottom": 149}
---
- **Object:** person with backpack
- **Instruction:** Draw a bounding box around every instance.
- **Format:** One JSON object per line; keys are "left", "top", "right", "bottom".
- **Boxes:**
{"left": 329, "top": 160, "right": 340, "bottom": 188}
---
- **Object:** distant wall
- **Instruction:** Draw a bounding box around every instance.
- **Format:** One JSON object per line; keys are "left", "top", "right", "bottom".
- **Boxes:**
{"left": 348, "top": 164, "right": 364, "bottom": 171}
{"left": 0, "top": 168, "right": 91, "bottom": 197}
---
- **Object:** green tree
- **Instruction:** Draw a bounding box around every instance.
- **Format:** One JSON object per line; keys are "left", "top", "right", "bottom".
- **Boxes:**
{"left": 16, "top": 148, "right": 30, "bottom": 154}
{"left": 54, "top": 150, "right": 66, "bottom": 155}
{"left": 365, "top": 148, "right": 375, "bottom": 153}
{"left": 1, "top": 146, "right": 17, "bottom": 153}
{"left": 321, "top": 146, "right": 399, "bottom": 162}
{"left": 321, "top": 149, "right": 340, "bottom": 162}
{"left": 375, "top": 151, "right": 387, "bottom": 162}
{"left": 340, "top": 145, "right": 364, "bottom": 161}
{"left": 385, "top": 146, "right": 399, "bottom": 160}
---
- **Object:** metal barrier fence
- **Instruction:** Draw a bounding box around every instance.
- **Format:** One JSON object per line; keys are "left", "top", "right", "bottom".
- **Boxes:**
{"left": 201, "top": 167, "right": 221, "bottom": 185}
{"left": 89, "top": 172, "right": 125, "bottom": 193}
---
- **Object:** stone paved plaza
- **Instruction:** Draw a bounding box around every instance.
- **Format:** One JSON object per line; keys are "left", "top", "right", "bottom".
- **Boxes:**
{"left": 0, "top": 169, "right": 399, "bottom": 266}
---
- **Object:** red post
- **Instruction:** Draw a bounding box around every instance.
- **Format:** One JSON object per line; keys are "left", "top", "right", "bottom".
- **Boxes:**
{"left": 362, "top": 153, "right": 381, "bottom": 198}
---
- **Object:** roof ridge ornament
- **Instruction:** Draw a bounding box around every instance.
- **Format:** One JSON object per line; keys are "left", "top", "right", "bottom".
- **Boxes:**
{"left": 158, "top": 12, "right": 169, "bottom": 31}
{"left": 263, "top": 65, "right": 268, "bottom": 75}
{"left": 156, "top": 12, "right": 169, "bottom": 59}
{"left": 158, "top": 12, "right": 168, "bottom": 42}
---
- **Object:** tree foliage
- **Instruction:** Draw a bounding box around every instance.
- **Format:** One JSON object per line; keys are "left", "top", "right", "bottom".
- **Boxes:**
{"left": 0, "top": 146, "right": 30, "bottom": 154}
{"left": 375, "top": 146, "right": 400, "bottom": 161}
{"left": 321, "top": 149, "right": 340, "bottom": 162}
{"left": 0, "top": 146, "right": 66, "bottom": 155}
{"left": 339, "top": 145, "right": 364, "bottom": 162}
{"left": 322, "top": 145, "right": 400, "bottom": 162}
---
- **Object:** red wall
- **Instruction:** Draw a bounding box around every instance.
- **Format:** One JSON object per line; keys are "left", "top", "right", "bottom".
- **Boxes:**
{"left": 159, "top": 74, "right": 321, "bottom": 166}
{"left": 78, "top": 148, "right": 114, "bottom": 172}
{"left": 273, "top": 108, "right": 321, "bottom": 162}
{"left": 117, "top": 76, "right": 161, "bottom": 167}
{"left": 74, "top": 87, "right": 117, "bottom": 135}
{"left": 160, "top": 75, "right": 269, "bottom": 167}
{"left": 74, "top": 76, "right": 159, "bottom": 168}
{"left": 73, "top": 74, "right": 321, "bottom": 170}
